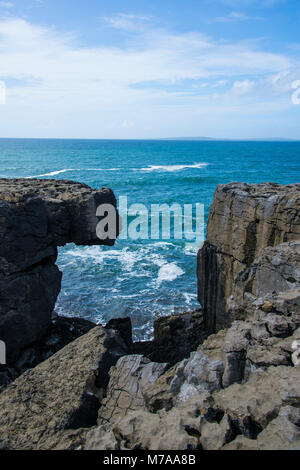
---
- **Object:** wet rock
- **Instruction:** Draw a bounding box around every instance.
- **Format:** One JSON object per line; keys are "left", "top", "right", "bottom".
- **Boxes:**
{"left": 105, "top": 317, "right": 133, "bottom": 348}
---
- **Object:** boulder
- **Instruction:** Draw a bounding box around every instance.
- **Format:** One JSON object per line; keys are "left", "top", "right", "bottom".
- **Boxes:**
{"left": 98, "top": 355, "right": 168, "bottom": 424}
{"left": 130, "top": 310, "right": 205, "bottom": 366}
{"left": 0, "top": 326, "right": 127, "bottom": 450}
{"left": 170, "top": 351, "right": 224, "bottom": 404}
{"left": 212, "top": 366, "right": 300, "bottom": 438}
{"left": 85, "top": 397, "right": 205, "bottom": 450}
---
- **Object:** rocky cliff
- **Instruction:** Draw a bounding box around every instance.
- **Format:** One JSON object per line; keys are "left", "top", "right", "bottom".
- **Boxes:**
{"left": 197, "top": 182, "right": 300, "bottom": 333}
{"left": 0, "top": 180, "right": 299, "bottom": 451}
{"left": 0, "top": 179, "right": 119, "bottom": 363}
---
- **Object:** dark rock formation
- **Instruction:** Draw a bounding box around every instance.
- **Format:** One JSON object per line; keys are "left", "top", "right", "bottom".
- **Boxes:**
{"left": 1, "top": 180, "right": 300, "bottom": 451}
{"left": 81, "top": 182, "right": 300, "bottom": 451}
{"left": 0, "top": 315, "right": 96, "bottom": 388}
{"left": 197, "top": 182, "right": 300, "bottom": 333}
{"left": 131, "top": 309, "right": 206, "bottom": 366}
{"left": 0, "top": 179, "right": 119, "bottom": 362}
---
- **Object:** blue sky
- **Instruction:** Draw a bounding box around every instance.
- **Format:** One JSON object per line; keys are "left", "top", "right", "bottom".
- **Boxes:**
{"left": 0, "top": 0, "right": 300, "bottom": 138}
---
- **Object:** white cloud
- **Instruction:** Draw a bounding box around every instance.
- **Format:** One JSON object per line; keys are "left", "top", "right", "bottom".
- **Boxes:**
{"left": 0, "top": 17, "right": 298, "bottom": 138}
{"left": 101, "top": 13, "right": 152, "bottom": 32}
{"left": 214, "top": 11, "right": 263, "bottom": 22}
{"left": 0, "top": 1, "right": 14, "bottom": 8}
{"left": 122, "top": 119, "right": 134, "bottom": 129}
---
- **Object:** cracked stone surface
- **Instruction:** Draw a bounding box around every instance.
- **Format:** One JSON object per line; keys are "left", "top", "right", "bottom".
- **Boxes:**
{"left": 197, "top": 182, "right": 300, "bottom": 333}
{"left": 98, "top": 355, "right": 168, "bottom": 424}
{"left": 0, "top": 326, "right": 127, "bottom": 450}
{"left": 0, "top": 178, "right": 119, "bottom": 362}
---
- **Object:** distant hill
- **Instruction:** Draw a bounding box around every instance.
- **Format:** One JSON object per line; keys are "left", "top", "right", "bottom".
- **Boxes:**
{"left": 160, "top": 137, "right": 299, "bottom": 142}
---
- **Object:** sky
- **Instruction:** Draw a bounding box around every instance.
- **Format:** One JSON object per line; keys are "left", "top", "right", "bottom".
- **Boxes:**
{"left": 0, "top": 0, "right": 300, "bottom": 139}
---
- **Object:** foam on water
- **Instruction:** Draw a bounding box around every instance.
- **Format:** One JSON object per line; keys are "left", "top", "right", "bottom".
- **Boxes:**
{"left": 1, "top": 138, "right": 299, "bottom": 340}
{"left": 157, "top": 262, "right": 185, "bottom": 285}
{"left": 140, "top": 163, "right": 209, "bottom": 172}
{"left": 28, "top": 169, "right": 77, "bottom": 178}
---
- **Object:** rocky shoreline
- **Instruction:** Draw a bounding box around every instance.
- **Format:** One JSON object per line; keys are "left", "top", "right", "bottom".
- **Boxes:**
{"left": 0, "top": 179, "right": 299, "bottom": 450}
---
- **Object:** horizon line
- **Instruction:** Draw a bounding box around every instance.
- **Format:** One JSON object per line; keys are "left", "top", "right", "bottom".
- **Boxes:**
{"left": 0, "top": 137, "right": 299, "bottom": 142}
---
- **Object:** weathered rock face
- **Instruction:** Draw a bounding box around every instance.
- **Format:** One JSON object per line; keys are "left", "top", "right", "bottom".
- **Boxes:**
{"left": 81, "top": 182, "right": 300, "bottom": 451}
{"left": 131, "top": 310, "right": 206, "bottom": 366}
{"left": 228, "top": 240, "right": 300, "bottom": 322}
{"left": 0, "top": 315, "right": 96, "bottom": 388}
{"left": 212, "top": 366, "right": 300, "bottom": 441}
{"left": 1, "top": 180, "right": 300, "bottom": 451}
{"left": 0, "top": 179, "right": 119, "bottom": 362}
{"left": 0, "top": 326, "right": 128, "bottom": 450}
{"left": 98, "top": 355, "right": 168, "bottom": 425}
{"left": 198, "top": 182, "right": 300, "bottom": 333}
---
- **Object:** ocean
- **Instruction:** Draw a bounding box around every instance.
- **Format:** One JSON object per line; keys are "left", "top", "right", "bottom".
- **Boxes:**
{"left": 0, "top": 138, "right": 299, "bottom": 340}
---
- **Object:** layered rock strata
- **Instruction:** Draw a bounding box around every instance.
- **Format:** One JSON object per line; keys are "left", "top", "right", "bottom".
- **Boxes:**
{"left": 0, "top": 179, "right": 119, "bottom": 362}
{"left": 0, "top": 180, "right": 299, "bottom": 451}
{"left": 197, "top": 182, "right": 300, "bottom": 333}
{"left": 0, "top": 326, "right": 128, "bottom": 450}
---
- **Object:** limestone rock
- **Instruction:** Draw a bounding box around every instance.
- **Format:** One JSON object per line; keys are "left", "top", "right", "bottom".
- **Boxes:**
{"left": 0, "top": 326, "right": 127, "bottom": 450}
{"left": 0, "top": 179, "right": 119, "bottom": 362}
{"left": 170, "top": 351, "right": 224, "bottom": 404}
{"left": 85, "top": 397, "right": 205, "bottom": 450}
{"left": 197, "top": 183, "right": 300, "bottom": 333}
{"left": 292, "top": 339, "right": 300, "bottom": 366}
{"left": 228, "top": 241, "right": 300, "bottom": 325}
{"left": 98, "top": 355, "right": 168, "bottom": 424}
{"left": 222, "top": 435, "right": 258, "bottom": 450}
{"left": 130, "top": 310, "right": 205, "bottom": 366}
{"left": 0, "top": 315, "right": 96, "bottom": 388}
{"left": 222, "top": 321, "right": 251, "bottom": 387}
{"left": 256, "top": 406, "right": 300, "bottom": 450}
{"left": 200, "top": 414, "right": 237, "bottom": 450}
{"left": 212, "top": 366, "right": 300, "bottom": 437}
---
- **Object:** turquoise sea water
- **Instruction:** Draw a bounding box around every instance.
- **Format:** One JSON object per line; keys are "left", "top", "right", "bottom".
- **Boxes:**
{"left": 0, "top": 139, "right": 299, "bottom": 339}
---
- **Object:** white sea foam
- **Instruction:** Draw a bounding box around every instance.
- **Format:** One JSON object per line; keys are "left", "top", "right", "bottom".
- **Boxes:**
{"left": 157, "top": 262, "right": 184, "bottom": 285}
{"left": 65, "top": 245, "right": 168, "bottom": 277}
{"left": 183, "top": 292, "right": 197, "bottom": 304}
{"left": 28, "top": 169, "right": 77, "bottom": 178}
{"left": 27, "top": 168, "right": 120, "bottom": 178}
{"left": 140, "top": 163, "right": 208, "bottom": 172}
